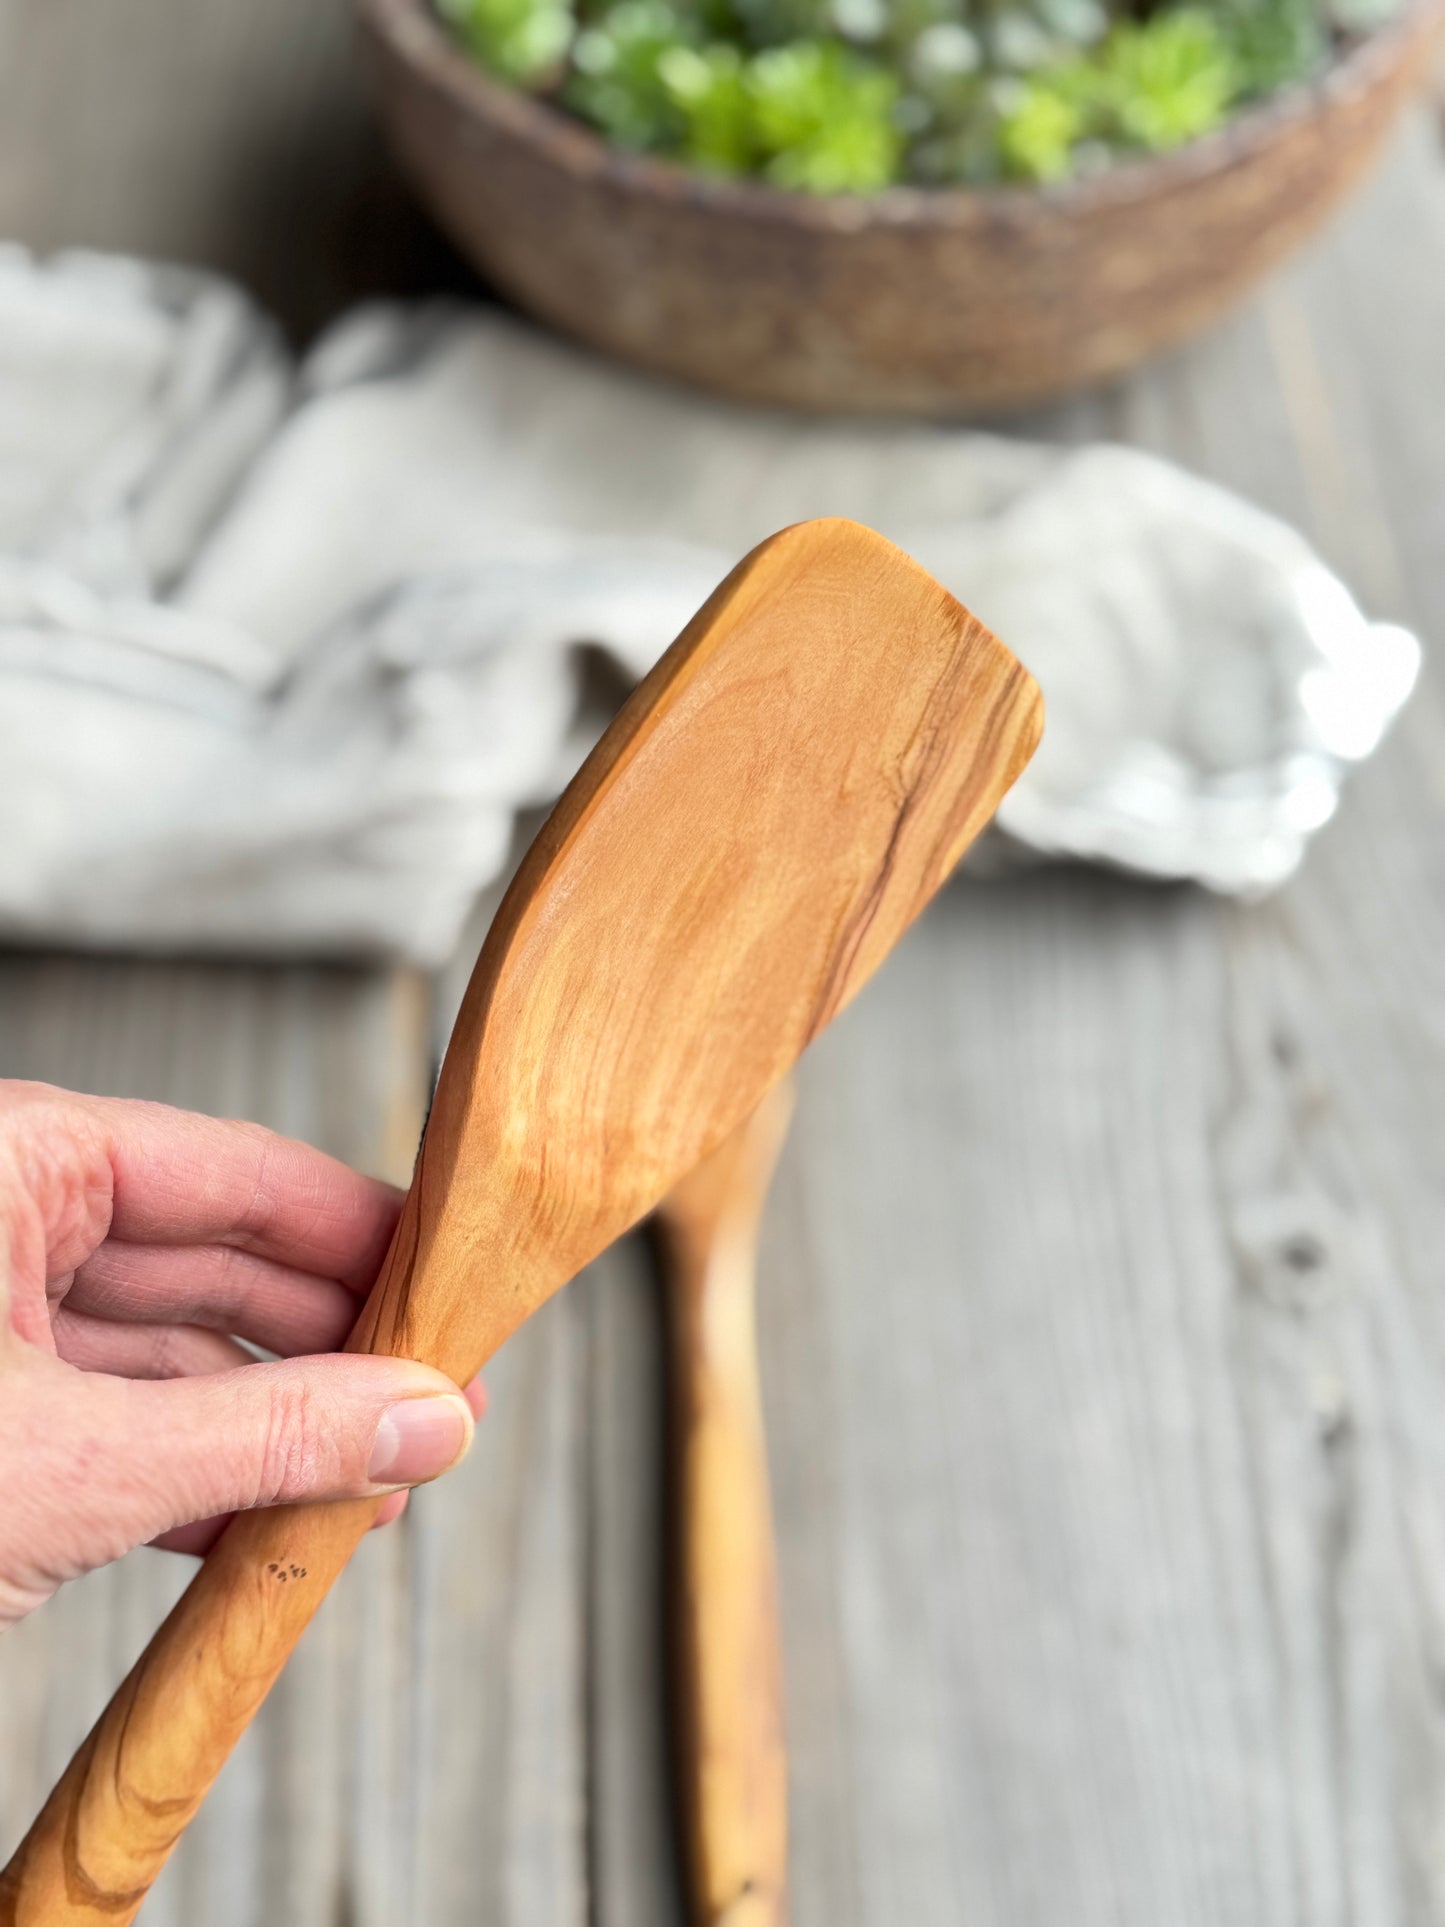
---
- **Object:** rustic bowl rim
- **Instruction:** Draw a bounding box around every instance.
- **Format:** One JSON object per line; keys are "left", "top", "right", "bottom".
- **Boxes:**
{"left": 361, "top": 0, "right": 1445, "bottom": 226}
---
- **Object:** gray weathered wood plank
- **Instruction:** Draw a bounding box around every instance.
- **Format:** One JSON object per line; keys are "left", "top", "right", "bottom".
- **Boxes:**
{"left": 733, "top": 112, "right": 1445, "bottom": 1927}
{"left": 584, "top": 1241, "right": 689, "bottom": 1927}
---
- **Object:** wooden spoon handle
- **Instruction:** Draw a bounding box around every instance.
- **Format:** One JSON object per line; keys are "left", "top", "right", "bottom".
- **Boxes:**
{"left": 659, "top": 1095, "right": 793, "bottom": 1927}
{"left": 0, "top": 1495, "right": 382, "bottom": 1924}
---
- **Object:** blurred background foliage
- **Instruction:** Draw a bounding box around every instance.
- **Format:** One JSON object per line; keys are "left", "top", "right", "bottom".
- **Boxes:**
{"left": 439, "top": 0, "right": 1405, "bottom": 188}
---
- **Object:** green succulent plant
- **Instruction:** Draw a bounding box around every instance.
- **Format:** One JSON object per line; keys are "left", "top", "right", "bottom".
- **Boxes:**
{"left": 997, "top": 5, "right": 1238, "bottom": 178}
{"left": 566, "top": 0, "right": 698, "bottom": 148}
{"left": 442, "top": 0, "right": 1404, "bottom": 188}
{"left": 657, "top": 43, "right": 755, "bottom": 170}
{"left": 441, "top": 0, "right": 574, "bottom": 82}
{"left": 750, "top": 42, "right": 904, "bottom": 189}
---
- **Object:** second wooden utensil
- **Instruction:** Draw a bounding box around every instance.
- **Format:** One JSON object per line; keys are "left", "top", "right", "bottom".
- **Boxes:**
{"left": 657, "top": 1081, "right": 795, "bottom": 1927}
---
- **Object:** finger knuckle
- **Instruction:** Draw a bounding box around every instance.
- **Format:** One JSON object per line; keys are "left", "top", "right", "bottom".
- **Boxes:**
{"left": 146, "top": 1325, "right": 188, "bottom": 1379}
{"left": 253, "top": 1377, "right": 333, "bottom": 1505}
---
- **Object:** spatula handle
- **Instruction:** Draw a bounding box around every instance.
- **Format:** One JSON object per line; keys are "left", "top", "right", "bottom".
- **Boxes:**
{"left": 0, "top": 1182, "right": 456, "bottom": 1926}
{"left": 0, "top": 1494, "right": 382, "bottom": 1925}
{"left": 663, "top": 1207, "right": 789, "bottom": 1927}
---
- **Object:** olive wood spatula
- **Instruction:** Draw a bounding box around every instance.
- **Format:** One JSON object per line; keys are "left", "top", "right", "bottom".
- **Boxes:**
{"left": 656, "top": 1079, "right": 795, "bottom": 1927}
{"left": 1, "top": 517, "right": 1041, "bottom": 1926}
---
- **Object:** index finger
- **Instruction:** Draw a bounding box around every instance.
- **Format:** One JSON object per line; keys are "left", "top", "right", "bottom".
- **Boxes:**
{"left": 4, "top": 1084, "right": 405, "bottom": 1291}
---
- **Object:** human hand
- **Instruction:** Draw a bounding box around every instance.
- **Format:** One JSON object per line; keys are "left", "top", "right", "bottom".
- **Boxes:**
{"left": 0, "top": 1080, "right": 483, "bottom": 1631}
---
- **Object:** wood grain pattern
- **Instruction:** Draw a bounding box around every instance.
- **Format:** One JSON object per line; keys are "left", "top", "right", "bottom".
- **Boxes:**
{"left": 0, "top": 519, "right": 1040, "bottom": 1923}
{"left": 657, "top": 1083, "right": 795, "bottom": 1927}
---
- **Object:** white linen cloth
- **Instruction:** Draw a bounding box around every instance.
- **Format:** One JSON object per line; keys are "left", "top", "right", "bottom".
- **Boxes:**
{"left": 0, "top": 248, "right": 1418, "bottom": 962}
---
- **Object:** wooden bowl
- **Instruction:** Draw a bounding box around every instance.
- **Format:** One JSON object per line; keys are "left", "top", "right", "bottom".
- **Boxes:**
{"left": 357, "top": 0, "right": 1444, "bottom": 414}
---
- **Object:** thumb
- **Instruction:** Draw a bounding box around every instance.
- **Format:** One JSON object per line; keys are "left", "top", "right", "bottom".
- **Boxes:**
{"left": 0, "top": 1350, "right": 473, "bottom": 1624}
